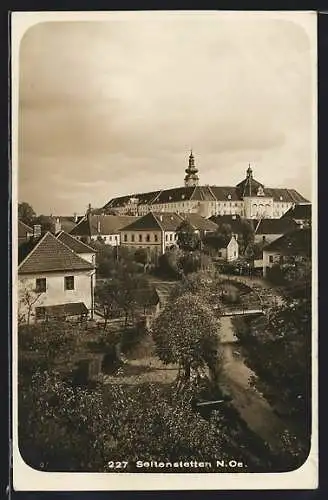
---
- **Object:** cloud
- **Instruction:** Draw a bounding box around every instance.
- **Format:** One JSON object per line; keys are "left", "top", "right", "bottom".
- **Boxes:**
{"left": 17, "top": 15, "right": 315, "bottom": 214}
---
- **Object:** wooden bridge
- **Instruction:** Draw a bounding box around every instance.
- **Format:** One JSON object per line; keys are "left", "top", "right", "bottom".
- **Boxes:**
{"left": 213, "top": 303, "right": 264, "bottom": 317}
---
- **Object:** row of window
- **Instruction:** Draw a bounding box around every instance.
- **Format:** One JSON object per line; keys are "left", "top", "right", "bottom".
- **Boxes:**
{"left": 123, "top": 233, "right": 157, "bottom": 243}
{"left": 123, "top": 233, "right": 178, "bottom": 243}
{"left": 35, "top": 276, "right": 75, "bottom": 293}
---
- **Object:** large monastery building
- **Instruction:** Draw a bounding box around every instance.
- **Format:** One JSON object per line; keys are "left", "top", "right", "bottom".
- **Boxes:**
{"left": 103, "top": 152, "right": 309, "bottom": 219}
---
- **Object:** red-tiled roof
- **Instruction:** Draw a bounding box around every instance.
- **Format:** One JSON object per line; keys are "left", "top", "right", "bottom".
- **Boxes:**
{"left": 18, "top": 232, "right": 95, "bottom": 274}
{"left": 56, "top": 231, "right": 97, "bottom": 254}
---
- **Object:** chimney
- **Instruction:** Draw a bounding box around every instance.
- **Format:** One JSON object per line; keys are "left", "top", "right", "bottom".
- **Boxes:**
{"left": 74, "top": 212, "right": 78, "bottom": 223}
{"left": 97, "top": 218, "right": 101, "bottom": 233}
{"left": 33, "top": 224, "right": 42, "bottom": 239}
{"left": 54, "top": 217, "right": 61, "bottom": 234}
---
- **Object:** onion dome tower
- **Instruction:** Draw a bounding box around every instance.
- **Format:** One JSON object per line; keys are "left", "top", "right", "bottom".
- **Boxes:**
{"left": 236, "top": 164, "right": 264, "bottom": 198}
{"left": 184, "top": 150, "right": 199, "bottom": 187}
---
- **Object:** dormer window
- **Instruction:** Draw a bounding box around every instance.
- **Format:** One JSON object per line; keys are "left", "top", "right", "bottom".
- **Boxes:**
{"left": 257, "top": 186, "right": 265, "bottom": 196}
{"left": 227, "top": 194, "right": 232, "bottom": 200}
{"left": 279, "top": 196, "right": 283, "bottom": 201}
{"left": 181, "top": 194, "right": 185, "bottom": 200}
{"left": 169, "top": 196, "right": 172, "bottom": 200}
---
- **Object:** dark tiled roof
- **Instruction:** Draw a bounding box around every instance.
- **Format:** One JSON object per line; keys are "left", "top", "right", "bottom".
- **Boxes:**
{"left": 209, "top": 214, "right": 245, "bottom": 233}
{"left": 70, "top": 215, "right": 139, "bottom": 237}
{"left": 120, "top": 212, "right": 162, "bottom": 232}
{"left": 153, "top": 213, "right": 185, "bottom": 231}
{"left": 151, "top": 187, "right": 196, "bottom": 204}
{"left": 57, "top": 217, "right": 82, "bottom": 233}
{"left": 210, "top": 186, "right": 243, "bottom": 201}
{"left": 263, "top": 188, "right": 309, "bottom": 203}
{"left": 281, "top": 203, "right": 312, "bottom": 220}
{"left": 236, "top": 177, "right": 264, "bottom": 198}
{"left": 104, "top": 191, "right": 161, "bottom": 208}
{"left": 41, "top": 302, "right": 89, "bottom": 318}
{"left": 190, "top": 186, "right": 217, "bottom": 202}
{"left": 205, "top": 233, "right": 232, "bottom": 249}
{"left": 18, "top": 220, "right": 33, "bottom": 238}
{"left": 103, "top": 172, "right": 309, "bottom": 208}
{"left": 263, "top": 228, "right": 311, "bottom": 256}
{"left": 120, "top": 212, "right": 218, "bottom": 232}
{"left": 18, "top": 232, "right": 95, "bottom": 274}
{"left": 254, "top": 218, "right": 299, "bottom": 235}
{"left": 179, "top": 213, "right": 218, "bottom": 231}
{"left": 56, "top": 231, "right": 97, "bottom": 254}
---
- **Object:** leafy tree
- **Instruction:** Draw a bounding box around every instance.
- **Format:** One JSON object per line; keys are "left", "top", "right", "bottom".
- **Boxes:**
{"left": 239, "top": 219, "right": 255, "bottom": 247}
{"left": 176, "top": 221, "right": 201, "bottom": 251}
{"left": 232, "top": 295, "right": 311, "bottom": 462}
{"left": 95, "top": 269, "right": 156, "bottom": 329}
{"left": 157, "top": 248, "right": 183, "bottom": 279}
{"left": 18, "top": 373, "right": 273, "bottom": 472}
{"left": 34, "top": 215, "right": 54, "bottom": 233}
{"left": 202, "top": 231, "right": 230, "bottom": 253}
{"left": 169, "top": 271, "right": 214, "bottom": 303}
{"left": 19, "top": 322, "right": 79, "bottom": 360}
{"left": 18, "top": 202, "right": 36, "bottom": 226}
{"left": 221, "top": 223, "right": 233, "bottom": 239}
{"left": 179, "top": 251, "right": 214, "bottom": 276}
{"left": 152, "top": 293, "right": 221, "bottom": 392}
{"left": 134, "top": 248, "right": 150, "bottom": 270}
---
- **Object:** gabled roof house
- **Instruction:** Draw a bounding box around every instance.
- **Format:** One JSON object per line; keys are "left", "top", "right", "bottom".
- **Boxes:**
{"left": 18, "top": 232, "right": 96, "bottom": 323}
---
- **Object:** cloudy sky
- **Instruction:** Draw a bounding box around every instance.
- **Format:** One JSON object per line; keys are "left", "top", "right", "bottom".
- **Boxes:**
{"left": 17, "top": 13, "right": 316, "bottom": 215}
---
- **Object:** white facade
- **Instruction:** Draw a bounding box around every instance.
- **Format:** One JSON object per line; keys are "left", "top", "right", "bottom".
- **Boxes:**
{"left": 114, "top": 197, "right": 294, "bottom": 219}
{"left": 120, "top": 229, "right": 163, "bottom": 255}
{"left": 217, "top": 236, "right": 239, "bottom": 262}
{"left": 262, "top": 250, "right": 282, "bottom": 277}
{"left": 18, "top": 269, "right": 95, "bottom": 323}
{"left": 75, "top": 233, "right": 120, "bottom": 246}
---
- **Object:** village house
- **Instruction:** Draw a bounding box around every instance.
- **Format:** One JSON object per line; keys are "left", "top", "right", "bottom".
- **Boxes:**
{"left": 119, "top": 211, "right": 218, "bottom": 257}
{"left": 70, "top": 214, "right": 138, "bottom": 246}
{"left": 214, "top": 235, "right": 239, "bottom": 262}
{"left": 18, "top": 231, "right": 96, "bottom": 323}
{"left": 18, "top": 220, "right": 33, "bottom": 245}
{"left": 208, "top": 214, "right": 246, "bottom": 240}
{"left": 119, "top": 212, "right": 183, "bottom": 257}
{"left": 262, "top": 227, "right": 311, "bottom": 277}
{"left": 280, "top": 203, "right": 312, "bottom": 227}
{"left": 56, "top": 231, "right": 97, "bottom": 265}
{"left": 253, "top": 217, "right": 299, "bottom": 245}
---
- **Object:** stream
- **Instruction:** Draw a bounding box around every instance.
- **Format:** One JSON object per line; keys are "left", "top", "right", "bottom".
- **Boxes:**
{"left": 219, "top": 316, "right": 287, "bottom": 452}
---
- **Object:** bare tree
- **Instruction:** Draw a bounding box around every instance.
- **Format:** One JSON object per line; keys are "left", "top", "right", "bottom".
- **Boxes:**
{"left": 19, "top": 283, "right": 42, "bottom": 325}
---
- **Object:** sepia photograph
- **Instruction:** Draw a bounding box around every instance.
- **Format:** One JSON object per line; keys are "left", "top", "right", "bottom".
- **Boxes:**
{"left": 12, "top": 11, "right": 317, "bottom": 490}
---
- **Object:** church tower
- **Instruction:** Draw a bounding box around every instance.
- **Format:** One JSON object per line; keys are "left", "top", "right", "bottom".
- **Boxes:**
{"left": 184, "top": 150, "right": 199, "bottom": 187}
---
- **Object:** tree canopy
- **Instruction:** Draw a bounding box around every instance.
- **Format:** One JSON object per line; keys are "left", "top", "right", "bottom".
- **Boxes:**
{"left": 232, "top": 294, "right": 311, "bottom": 463}
{"left": 176, "top": 222, "right": 201, "bottom": 251}
{"left": 18, "top": 202, "right": 36, "bottom": 226}
{"left": 152, "top": 293, "right": 220, "bottom": 390}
